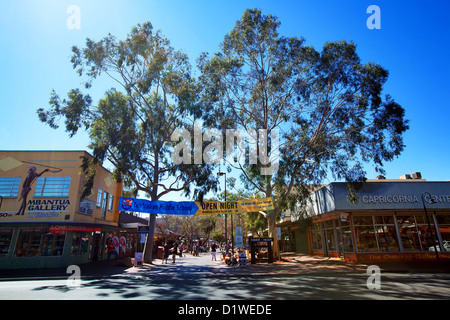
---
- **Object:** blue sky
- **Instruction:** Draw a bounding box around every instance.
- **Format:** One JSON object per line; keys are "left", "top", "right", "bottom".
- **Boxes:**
{"left": 1, "top": 0, "right": 449, "bottom": 200}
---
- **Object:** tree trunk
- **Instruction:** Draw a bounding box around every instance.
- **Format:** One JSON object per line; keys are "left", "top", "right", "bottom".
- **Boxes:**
{"left": 143, "top": 213, "right": 157, "bottom": 263}
{"left": 267, "top": 206, "right": 282, "bottom": 261}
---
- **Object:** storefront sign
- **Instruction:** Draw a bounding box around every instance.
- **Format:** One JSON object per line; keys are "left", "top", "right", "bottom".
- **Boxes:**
{"left": 357, "top": 252, "right": 450, "bottom": 263}
{"left": 249, "top": 237, "right": 274, "bottom": 242}
{"left": 26, "top": 199, "right": 70, "bottom": 211}
{"left": 49, "top": 225, "right": 101, "bottom": 233}
{"left": 362, "top": 194, "right": 450, "bottom": 205}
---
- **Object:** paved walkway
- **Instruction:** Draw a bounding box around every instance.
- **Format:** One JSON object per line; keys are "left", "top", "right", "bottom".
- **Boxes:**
{"left": 1, "top": 251, "right": 449, "bottom": 281}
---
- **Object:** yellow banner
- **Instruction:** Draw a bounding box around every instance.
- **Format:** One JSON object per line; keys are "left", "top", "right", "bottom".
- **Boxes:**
{"left": 239, "top": 197, "right": 274, "bottom": 211}
{"left": 194, "top": 197, "right": 273, "bottom": 215}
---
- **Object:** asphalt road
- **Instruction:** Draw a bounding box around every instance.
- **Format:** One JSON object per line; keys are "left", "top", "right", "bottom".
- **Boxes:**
{"left": 0, "top": 251, "right": 449, "bottom": 301}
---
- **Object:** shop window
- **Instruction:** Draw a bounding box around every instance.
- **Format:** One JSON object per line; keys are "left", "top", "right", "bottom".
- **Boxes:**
{"left": 435, "top": 214, "right": 450, "bottom": 251}
{"left": 353, "top": 217, "right": 379, "bottom": 252}
{"left": 397, "top": 215, "right": 425, "bottom": 252}
{"left": 340, "top": 221, "right": 354, "bottom": 252}
{"left": 310, "top": 223, "right": 322, "bottom": 250}
{"left": 0, "top": 229, "right": 13, "bottom": 256}
{"left": 0, "top": 177, "right": 21, "bottom": 198}
{"left": 71, "top": 233, "right": 90, "bottom": 255}
{"left": 34, "top": 177, "right": 71, "bottom": 198}
{"left": 323, "top": 220, "right": 336, "bottom": 252}
{"left": 354, "top": 215, "right": 400, "bottom": 253}
{"left": 14, "top": 228, "right": 65, "bottom": 257}
{"left": 412, "top": 214, "right": 439, "bottom": 251}
{"left": 39, "top": 234, "right": 65, "bottom": 256}
{"left": 374, "top": 215, "right": 400, "bottom": 252}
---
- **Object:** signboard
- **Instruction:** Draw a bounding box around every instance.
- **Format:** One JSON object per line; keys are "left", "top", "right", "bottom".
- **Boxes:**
{"left": 134, "top": 252, "right": 143, "bottom": 267}
{"left": 137, "top": 226, "right": 150, "bottom": 234}
{"left": 239, "top": 197, "right": 274, "bottom": 211}
{"left": 249, "top": 237, "right": 274, "bottom": 242}
{"left": 78, "top": 199, "right": 94, "bottom": 216}
{"left": 112, "top": 236, "right": 120, "bottom": 255}
{"left": 194, "top": 200, "right": 245, "bottom": 215}
{"left": 49, "top": 225, "right": 101, "bottom": 233}
{"left": 119, "top": 197, "right": 199, "bottom": 215}
{"left": 119, "top": 197, "right": 274, "bottom": 216}
{"left": 119, "top": 236, "right": 127, "bottom": 253}
{"left": 235, "top": 235, "right": 243, "bottom": 248}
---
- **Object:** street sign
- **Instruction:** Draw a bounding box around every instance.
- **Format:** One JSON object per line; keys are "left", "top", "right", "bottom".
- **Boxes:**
{"left": 249, "top": 237, "right": 274, "bottom": 242}
{"left": 137, "top": 226, "right": 149, "bottom": 234}
{"left": 235, "top": 235, "right": 243, "bottom": 248}
{"left": 119, "top": 197, "right": 199, "bottom": 215}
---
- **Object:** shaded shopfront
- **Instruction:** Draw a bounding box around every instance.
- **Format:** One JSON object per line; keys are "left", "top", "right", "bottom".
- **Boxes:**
{"left": 304, "top": 180, "right": 450, "bottom": 263}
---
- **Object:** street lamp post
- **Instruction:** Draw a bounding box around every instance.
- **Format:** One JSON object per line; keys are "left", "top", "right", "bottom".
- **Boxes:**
{"left": 217, "top": 171, "right": 227, "bottom": 247}
{"left": 421, "top": 192, "right": 440, "bottom": 263}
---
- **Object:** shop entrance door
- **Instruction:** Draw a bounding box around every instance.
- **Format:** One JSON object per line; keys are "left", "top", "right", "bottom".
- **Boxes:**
{"left": 91, "top": 232, "right": 103, "bottom": 261}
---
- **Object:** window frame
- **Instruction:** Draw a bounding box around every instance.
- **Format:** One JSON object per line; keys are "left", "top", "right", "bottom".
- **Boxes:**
{"left": 0, "top": 177, "right": 21, "bottom": 198}
{"left": 33, "top": 177, "right": 71, "bottom": 198}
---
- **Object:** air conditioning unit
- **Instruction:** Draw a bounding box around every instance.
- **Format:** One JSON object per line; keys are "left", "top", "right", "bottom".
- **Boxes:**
{"left": 412, "top": 172, "right": 422, "bottom": 179}
{"left": 400, "top": 174, "right": 412, "bottom": 180}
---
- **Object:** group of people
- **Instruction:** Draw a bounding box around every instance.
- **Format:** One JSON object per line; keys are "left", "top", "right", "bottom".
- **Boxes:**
{"left": 211, "top": 242, "right": 247, "bottom": 267}
{"left": 159, "top": 241, "right": 248, "bottom": 267}
{"left": 162, "top": 242, "right": 183, "bottom": 264}
{"left": 222, "top": 248, "right": 247, "bottom": 267}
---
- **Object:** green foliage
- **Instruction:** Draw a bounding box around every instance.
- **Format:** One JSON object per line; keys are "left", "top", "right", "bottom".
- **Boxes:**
{"left": 199, "top": 8, "right": 409, "bottom": 207}
{"left": 37, "top": 22, "right": 217, "bottom": 202}
{"left": 198, "top": 8, "right": 409, "bottom": 257}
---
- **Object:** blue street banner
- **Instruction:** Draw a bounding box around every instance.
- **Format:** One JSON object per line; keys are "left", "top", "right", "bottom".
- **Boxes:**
{"left": 119, "top": 197, "right": 199, "bottom": 215}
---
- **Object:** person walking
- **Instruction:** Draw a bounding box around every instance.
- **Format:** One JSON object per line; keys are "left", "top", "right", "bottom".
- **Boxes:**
{"left": 172, "top": 243, "right": 178, "bottom": 264}
{"left": 106, "top": 240, "right": 118, "bottom": 264}
{"left": 163, "top": 242, "right": 170, "bottom": 264}
{"left": 211, "top": 242, "right": 217, "bottom": 261}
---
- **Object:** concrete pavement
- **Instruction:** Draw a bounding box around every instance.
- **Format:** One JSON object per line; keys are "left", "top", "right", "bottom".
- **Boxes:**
{"left": 1, "top": 252, "right": 449, "bottom": 300}
{"left": 1, "top": 251, "right": 448, "bottom": 282}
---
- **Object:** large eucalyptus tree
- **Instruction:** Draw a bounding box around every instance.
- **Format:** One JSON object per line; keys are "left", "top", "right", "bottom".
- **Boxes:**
{"left": 37, "top": 22, "right": 217, "bottom": 263}
{"left": 198, "top": 9, "right": 409, "bottom": 259}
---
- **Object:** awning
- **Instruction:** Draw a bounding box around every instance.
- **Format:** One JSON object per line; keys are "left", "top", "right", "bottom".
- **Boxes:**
{"left": 120, "top": 222, "right": 148, "bottom": 229}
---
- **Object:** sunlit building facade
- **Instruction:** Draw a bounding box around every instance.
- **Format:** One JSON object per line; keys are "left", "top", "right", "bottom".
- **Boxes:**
{"left": 0, "top": 151, "right": 122, "bottom": 269}
{"left": 299, "top": 178, "right": 450, "bottom": 263}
